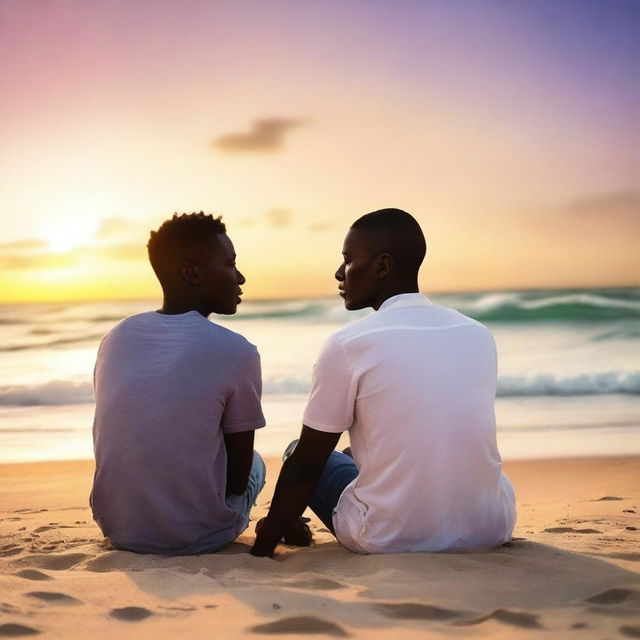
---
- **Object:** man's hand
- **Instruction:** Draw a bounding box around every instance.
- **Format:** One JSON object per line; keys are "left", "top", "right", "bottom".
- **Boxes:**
{"left": 254, "top": 516, "right": 313, "bottom": 552}
{"left": 250, "top": 426, "right": 341, "bottom": 557}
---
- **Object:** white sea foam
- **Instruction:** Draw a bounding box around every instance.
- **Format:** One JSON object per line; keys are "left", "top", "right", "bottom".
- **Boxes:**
{"left": 497, "top": 371, "right": 640, "bottom": 396}
{"left": 1, "top": 370, "right": 638, "bottom": 407}
{"left": 0, "top": 381, "right": 94, "bottom": 406}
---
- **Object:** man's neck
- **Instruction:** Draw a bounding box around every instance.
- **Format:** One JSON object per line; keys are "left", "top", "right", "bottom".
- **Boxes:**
{"left": 372, "top": 284, "right": 420, "bottom": 311}
{"left": 158, "top": 298, "right": 209, "bottom": 317}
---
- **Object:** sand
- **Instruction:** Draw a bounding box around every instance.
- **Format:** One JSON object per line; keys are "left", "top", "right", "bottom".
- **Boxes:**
{"left": 1, "top": 456, "right": 639, "bottom": 639}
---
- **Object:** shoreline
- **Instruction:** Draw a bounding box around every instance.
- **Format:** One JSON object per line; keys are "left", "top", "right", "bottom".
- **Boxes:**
{"left": 2, "top": 451, "right": 640, "bottom": 469}
{"left": 1, "top": 455, "right": 638, "bottom": 638}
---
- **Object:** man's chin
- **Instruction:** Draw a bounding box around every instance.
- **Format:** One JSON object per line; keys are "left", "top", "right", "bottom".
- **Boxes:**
{"left": 344, "top": 298, "right": 366, "bottom": 311}
{"left": 213, "top": 304, "right": 238, "bottom": 316}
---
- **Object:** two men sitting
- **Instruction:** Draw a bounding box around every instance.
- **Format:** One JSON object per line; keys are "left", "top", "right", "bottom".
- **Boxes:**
{"left": 91, "top": 208, "right": 515, "bottom": 556}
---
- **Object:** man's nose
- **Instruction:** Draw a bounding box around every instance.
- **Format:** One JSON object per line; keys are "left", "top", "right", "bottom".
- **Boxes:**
{"left": 335, "top": 265, "right": 344, "bottom": 281}
{"left": 237, "top": 269, "right": 246, "bottom": 285}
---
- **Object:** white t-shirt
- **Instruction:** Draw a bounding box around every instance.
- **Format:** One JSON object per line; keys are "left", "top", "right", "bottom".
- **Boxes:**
{"left": 91, "top": 310, "right": 265, "bottom": 554}
{"left": 303, "top": 293, "right": 516, "bottom": 554}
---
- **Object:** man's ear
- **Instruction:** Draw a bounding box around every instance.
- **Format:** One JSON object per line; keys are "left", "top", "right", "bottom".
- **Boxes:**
{"left": 375, "top": 253, "right": 393, "bottom": 279}
{"left": 180, "top": 262, "right": 201, "bottom": 286}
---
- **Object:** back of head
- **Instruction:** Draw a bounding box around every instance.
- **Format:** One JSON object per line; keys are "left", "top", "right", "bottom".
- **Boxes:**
{"left": 147, "top": 212, "right": 226, "bottom": 287}
{"left": 351, "top": 208, "right": 426, "bottom": 276}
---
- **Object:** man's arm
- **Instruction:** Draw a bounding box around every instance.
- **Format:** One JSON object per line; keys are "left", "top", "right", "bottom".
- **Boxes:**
{"left": 224, "top": 430, "right": 255, "bottom": 496}
{"left": 250, "top": 425, "right": 341, "bottom": 557}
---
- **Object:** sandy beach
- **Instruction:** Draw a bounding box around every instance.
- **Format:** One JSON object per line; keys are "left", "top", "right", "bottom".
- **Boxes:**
{"left": 1, "top": 456, "right": 639, "bottom": 639}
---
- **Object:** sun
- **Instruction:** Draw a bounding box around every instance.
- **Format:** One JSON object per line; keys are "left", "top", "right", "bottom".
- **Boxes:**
{"left": 47, "top": 224, "right": 97, "bottom": 254}
{"left": 43, "top": 202, "right": 102, "bottom": 254}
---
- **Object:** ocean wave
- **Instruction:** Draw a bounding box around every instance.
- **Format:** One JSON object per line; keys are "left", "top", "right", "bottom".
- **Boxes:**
{"left": 497, "top": 371, "right": 640, "bottom": 396}
{"left": 2, "top": 370, "right": 638, "bottom": 407}
{"left": 262, "top": 370, "right": 640, "bottom": 397}
{"left": 459, "top": 292, "right": 640, "bottom": 323}
{"left": 0, "top": 381, "right": 95, "bottom": 406}
{"left": 0, "top": 333, "right": 105, "bottom": 352}
{"left": 2, "top": 289, "right": 640, "bottom": 331}
{"left": 230, "top": 302, "right": 329, "bottom": 321}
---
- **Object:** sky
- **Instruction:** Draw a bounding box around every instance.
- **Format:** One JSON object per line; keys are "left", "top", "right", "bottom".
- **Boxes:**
{"left": 0, "top": 0, "right": 639, "bottom": 303}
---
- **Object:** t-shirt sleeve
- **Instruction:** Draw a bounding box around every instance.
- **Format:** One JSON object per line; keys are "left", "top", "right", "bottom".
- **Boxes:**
{"left": 302, "top": 334, "right": 357, "bottom": 433}
{"left": 221, "top": 347, "right": 266, "bottom": 433}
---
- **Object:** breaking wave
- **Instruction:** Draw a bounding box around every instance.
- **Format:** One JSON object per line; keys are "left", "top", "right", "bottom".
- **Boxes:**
{"left": 1, "top": 370, "right": 638, "bottom": 407}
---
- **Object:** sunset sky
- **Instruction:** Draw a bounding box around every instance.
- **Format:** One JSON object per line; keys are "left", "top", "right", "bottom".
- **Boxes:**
{"left": 1, "top": 0, "right": 638, "bottom": 303}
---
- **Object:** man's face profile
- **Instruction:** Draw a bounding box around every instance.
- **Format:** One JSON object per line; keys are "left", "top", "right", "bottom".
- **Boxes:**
{"left": 335, "top": 229, "right": 380, "bottom": 311}
{"left": 191, "top": 233, "right": 245, "bottom": 315}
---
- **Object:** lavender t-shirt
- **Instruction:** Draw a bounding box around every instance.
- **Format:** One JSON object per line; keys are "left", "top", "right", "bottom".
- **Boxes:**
{"left": 90, "top": 311, "right": 265, "bottom": 554}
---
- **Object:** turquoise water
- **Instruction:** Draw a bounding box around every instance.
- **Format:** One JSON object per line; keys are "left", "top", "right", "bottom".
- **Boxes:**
{"left": 0, "top": 288, "right": 638, "bottom": 462}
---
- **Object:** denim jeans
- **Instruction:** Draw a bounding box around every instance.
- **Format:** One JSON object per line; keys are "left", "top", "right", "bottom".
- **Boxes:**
{"left": 225, "top": 450, "right": 267, "bottom": 535}
{"left": 306, "top": 448, "right": 359, "bottom": 535}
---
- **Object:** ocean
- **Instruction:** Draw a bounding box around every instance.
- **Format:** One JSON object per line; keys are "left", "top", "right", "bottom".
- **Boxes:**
{"left": 1, "top": 288, "right": 639, "bottom": 464}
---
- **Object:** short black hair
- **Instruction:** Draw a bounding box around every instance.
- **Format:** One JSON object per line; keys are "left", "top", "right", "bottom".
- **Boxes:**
{"left": 147, "top": 212, "right": 226, "bottom": 283}
{"left": 351, "top": 208, "right": 426, "bottom": 274}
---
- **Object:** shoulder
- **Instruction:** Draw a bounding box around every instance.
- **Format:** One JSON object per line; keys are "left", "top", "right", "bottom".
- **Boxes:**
{"left": 99, "top": 311, "right": 149, "bottom": 343}
{"left": 433, "top": 304, "right": 496, "bottom": 345}
{"left": 327, "top": 311, "right": 379, "bottom": 346}
{"left": 199, "top": 319, "right": 260, "bottom": 360}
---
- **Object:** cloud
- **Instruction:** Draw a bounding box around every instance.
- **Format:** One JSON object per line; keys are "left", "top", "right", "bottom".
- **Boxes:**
{"left": 308, "top": 222, "right": 334, "bottom": 232}
{"left": 265, "top": 209, "right": 293, "bottom": 227}
{"left": 212, "top": 118, "right": 305, "bottom": 153}
{"left": 100, "top": 244, "right": 146, "bottom": 260}
{"left": 0, "top": 238, "right": 52, "bottom": 269}
{"left": 569, "top": 191, "right": 640, "bottom": 218}
{"left": 0, "top": 252, "right": 76, "bottom": 270}
{"left": 0, "top": 240, "right": 145, "bottom": 271}
{"left": 97, "top": 217, "right": 147, "bottom": 240}
{"left": 0, "top": 239, "right": 48, "bottom": 252}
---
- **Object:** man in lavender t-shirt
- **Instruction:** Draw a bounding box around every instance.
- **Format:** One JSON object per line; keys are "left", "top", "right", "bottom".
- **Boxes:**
{"left": 90, "top": 212, "right": 267, "bottom": 554}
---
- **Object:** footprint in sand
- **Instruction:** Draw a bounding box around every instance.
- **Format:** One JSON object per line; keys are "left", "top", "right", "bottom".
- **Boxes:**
{"left": 375, "top": 602, "right": 465, "bottom": 621}
{"left": 249, "top": 616, "right": 348, "bottom": 637}
{"left": 279, "top": 577, "right": 346, "bottom": 591}
{"left": 26, "top": 592, "right": 80, "bottom": 605}
{"left": 13, "top": 570, "right": 52, "bottom": 581}
{"left": 543, "top": 527, "right": 601, "bottom": 534}
{"left": 620, "top": 625, "right": 640, "bottom": 638}
{"left": 0, "top": 546, "right": 23, "bottom": 558}
{"left": 0, "top": 623, "right": 40, "bottom": 637}
{"left": 109, "top": 607, "right": 153, "bottom": 622}
{"left": 607, "top": 553, "right": 640, "bottom": 562}
{"left": 0, "top": 604, "right": 21, "bottom": 616}
{"left": 584, "top": 588, "right": 640, "bottom": 606}
{"left": 15, "top": 552, "right": 89, "bottom": 570}
{"left": 594, "top": 496, "right": 623, "bottom": 501}
{"left": 33, "top": 525, "right": 76, "bottom": 533}
{"left": 456, "top": 608, "right": 542, "bottom": 629}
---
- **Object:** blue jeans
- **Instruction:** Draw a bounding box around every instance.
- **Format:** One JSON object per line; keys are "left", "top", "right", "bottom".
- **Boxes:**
{"left": 306, "top": 447, "right": 359, "bottom": 535}
{"left": 225, "top": 450, "right": 267, "bottom": 536}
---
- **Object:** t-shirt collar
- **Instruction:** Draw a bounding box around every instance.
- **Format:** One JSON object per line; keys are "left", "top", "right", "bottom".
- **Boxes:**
{"left": 378, "top": 292, "right": 432, "bottom": 312}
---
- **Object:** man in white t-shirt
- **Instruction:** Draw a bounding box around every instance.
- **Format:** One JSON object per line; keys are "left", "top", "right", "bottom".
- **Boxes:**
{"left": 252, "top": 208, "right": 516, "bottom": 556}
{"left": 91, "top": 212, "right": 273, "bottom": 554}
